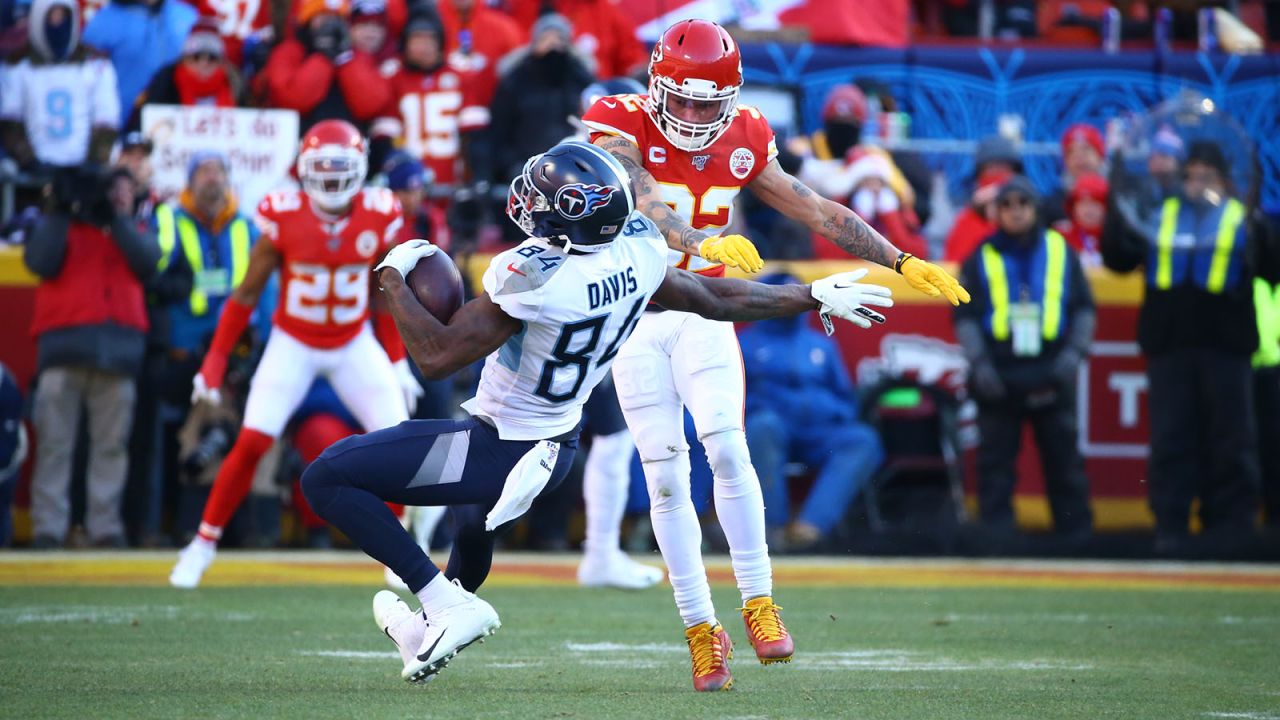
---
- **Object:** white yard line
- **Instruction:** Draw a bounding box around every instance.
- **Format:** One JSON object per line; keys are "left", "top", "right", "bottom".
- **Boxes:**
{"left": 296, "top": 650, "right": 398, "bottom": 660}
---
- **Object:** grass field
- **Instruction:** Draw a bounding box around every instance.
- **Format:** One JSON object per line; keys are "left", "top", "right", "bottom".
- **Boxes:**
{"left": 2, "top": 553, "right": 1279, "bottom": 720}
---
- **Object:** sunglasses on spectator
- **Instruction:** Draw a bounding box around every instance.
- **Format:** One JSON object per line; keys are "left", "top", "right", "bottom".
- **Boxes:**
{"left": 187, "top": 52, "right": 220, "bottom": 63}
{"left": 997, "top": 196, "right": 1033, "bottom": 209}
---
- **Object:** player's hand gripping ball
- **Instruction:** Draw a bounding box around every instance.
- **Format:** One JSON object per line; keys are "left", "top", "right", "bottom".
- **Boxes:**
{"left": 376, "top": 239, "right": 465, "bottom": 322}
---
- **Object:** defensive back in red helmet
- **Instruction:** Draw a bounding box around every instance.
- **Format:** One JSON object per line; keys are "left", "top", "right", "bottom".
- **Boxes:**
{"left": 647, "top": 19, "right": 743, "bottom": 152}
{"left": 297, "top": 120, "right": 369, "bottom": 211}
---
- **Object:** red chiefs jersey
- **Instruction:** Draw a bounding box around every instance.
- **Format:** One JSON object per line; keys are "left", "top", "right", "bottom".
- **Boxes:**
{"left": 255, "top": 187, "right": 404, "bottom": 349}
{"left": 374, "top": 61, "right": 489, "bottom": 188}
{"left": 583, "top": 93, "right": 778, "bottom": 275}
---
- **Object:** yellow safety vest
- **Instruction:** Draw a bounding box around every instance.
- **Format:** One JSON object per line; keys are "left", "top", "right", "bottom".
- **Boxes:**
{"left": 1154, "top": 197, "right": 1246, "bottom": 292}
{"left": 980, "top": 229, "right": 1069, "bottom": 342}
{"left": 1253, "top": 278, "right": 1280, "bottom": 369}
{"left": 155, "top": 203, "right": 250, "bottom": 316}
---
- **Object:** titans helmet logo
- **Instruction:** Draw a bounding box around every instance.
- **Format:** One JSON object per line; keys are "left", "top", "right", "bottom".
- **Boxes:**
{"left": 554, "top": 183, "right": 618, "bottom": 221}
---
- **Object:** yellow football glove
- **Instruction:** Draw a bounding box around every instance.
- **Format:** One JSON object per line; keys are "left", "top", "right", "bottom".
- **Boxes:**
{"left": 698, "top": 234, "right": 764, "bottom": 274}
{"left": 897, "top": 254, "right": 971, "bottom": 306}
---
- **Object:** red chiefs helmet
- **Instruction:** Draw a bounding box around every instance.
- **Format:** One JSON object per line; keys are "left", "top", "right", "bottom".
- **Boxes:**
{"left": 646, "top": 19, "right": 742, "bottom": 152}
{"left": 296, "top": 120, "right": 368, "bottom": 210}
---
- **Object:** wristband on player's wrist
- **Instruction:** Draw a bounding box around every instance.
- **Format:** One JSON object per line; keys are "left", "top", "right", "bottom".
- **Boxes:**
{"left": 894, "top": 252, "right": 914, "bottom": 274}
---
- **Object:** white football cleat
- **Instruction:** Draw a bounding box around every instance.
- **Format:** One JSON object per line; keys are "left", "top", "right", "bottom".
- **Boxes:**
{"left": 577, "top": 551, "right": 664, "bottom": 590}
{"left": 402, "top": 580, "right": 501, "bottom": 683}
{"left": 169, "top": 538, "right": 216, "bottom": 589}
{"left": 372, "top": 590, "right": 428, "bottom": 676}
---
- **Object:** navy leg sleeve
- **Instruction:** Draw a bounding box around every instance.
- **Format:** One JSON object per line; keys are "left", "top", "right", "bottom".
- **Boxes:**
{"left": 302, "top": 416, "right": 579, "bottom": 593}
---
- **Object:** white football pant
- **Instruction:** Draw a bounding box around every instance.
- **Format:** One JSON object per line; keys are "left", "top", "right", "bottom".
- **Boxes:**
{"left": 613, "top": 310, "right": 773, "bottom": 627}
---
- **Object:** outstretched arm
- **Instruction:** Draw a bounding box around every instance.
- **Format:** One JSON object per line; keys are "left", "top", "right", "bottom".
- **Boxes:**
{"left": 378, "top": 268, "right": 522, "bottom": 380}
{"left": 650, "top": 265, "right": 818, "bottom": 321}
{"left": 749, "top": 160, "right": 970, "bottom": 305}
{"left": 592, "top": 135, "right": 762, "bottom": 272}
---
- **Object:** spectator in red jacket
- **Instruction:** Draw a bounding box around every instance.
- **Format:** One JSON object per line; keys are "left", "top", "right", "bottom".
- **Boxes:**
{"left": 437, "top": 0, "right": 525, "bottom": 106}
{"left": 258, "top": 0, "right": 391, "bottom": 132}
{"left": 511, "top": 0, "right": 643, "bottom": 79}
{"left": 24, "top": 167, "right": 160, "bottom": 548}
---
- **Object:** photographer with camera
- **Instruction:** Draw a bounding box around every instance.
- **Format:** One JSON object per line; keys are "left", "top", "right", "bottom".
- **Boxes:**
{"left": 23, "top": 166, "right": 160, "bottom": 548}
{"left": 257, "top": 0, "right": 391, "bottom": 132}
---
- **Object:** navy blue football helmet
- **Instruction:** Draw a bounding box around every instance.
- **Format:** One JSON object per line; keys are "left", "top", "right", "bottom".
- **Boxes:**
{"left": 506, "top": 141, "right": 634, "bottom": 252}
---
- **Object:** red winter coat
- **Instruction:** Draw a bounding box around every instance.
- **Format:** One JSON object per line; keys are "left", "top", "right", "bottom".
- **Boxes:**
{"left": 32, "top": 222, "right": 148, "bottom": 336}
{"left": 258, "top": 39, "right": 391, "bottom": 126}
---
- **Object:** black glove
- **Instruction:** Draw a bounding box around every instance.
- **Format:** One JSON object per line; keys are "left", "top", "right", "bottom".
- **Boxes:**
{"left": 309, "top": 16, "right": 351, "bottom": 61}
{"left": 1051, "top": 350, "right": 1082, "bottom": 387}
{"left": 969, "top": 361, "right": 1006, "bottom": 402}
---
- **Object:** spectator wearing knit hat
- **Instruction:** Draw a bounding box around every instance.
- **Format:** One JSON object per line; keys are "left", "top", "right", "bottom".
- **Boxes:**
{"left": 348, "top": 0, "right": 407, "bottom": 66}
{"left": 510, "top": 0, "right": 644, "bottom": 79}
{"left": 185, "top": 0, "right": 275, "bottom": 67}
{"left": 1043, "top": 122, "right": 1105, "bottom": 226}
{"left": 258, "top": 0, "right": 391, "bottom": 132}
{"left": 126, "top": 20, "right": 242, "bottom": 132}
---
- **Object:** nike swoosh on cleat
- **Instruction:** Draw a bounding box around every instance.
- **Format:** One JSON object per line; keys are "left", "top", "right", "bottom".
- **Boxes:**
{"left": 416, "top": 633, "right": 444, "bottom": 662}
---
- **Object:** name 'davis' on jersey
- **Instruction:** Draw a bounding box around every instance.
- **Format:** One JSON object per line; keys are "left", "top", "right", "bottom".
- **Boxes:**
{"left": 587, "top": 267, "right": 638, "bottom": 310}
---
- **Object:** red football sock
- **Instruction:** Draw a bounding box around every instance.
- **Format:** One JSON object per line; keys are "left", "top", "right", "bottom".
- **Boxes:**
{"left": 198, "top": 428, "right": 276, "bottom": 541}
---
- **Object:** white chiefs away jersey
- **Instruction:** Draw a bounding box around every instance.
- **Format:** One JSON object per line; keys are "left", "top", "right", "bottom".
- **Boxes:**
{"left": 462, "top": 213, "right": 669, "bottom": 440}
{"left": 0, "top": 58, "right": 120, "bottom": 166}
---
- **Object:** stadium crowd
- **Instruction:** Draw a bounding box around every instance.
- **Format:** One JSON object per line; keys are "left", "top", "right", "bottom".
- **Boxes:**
{"left": 1, "top": 0, "right": 1279, "bottom": 558}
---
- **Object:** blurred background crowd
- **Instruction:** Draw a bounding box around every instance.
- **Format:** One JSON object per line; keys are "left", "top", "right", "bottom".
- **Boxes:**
{"left": 2, "top": 0, "right": 1280, "bottom": 559}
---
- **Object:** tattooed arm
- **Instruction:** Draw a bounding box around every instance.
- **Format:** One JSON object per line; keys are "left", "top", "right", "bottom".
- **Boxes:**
{"left": 747, "top": 159, "right": 900, "bottom": 267}
{"left": 591, "top": 135, "right": 713, "bottom": 256}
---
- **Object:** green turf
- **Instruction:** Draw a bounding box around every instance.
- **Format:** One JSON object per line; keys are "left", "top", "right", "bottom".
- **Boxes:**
{"left": 2, "top": 584, "right": 1278, "bottom": 719}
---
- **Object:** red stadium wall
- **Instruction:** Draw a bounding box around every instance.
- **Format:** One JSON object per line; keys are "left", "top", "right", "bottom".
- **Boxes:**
{"left": 0, "top": 248, "right": 1156, "bottom": 531}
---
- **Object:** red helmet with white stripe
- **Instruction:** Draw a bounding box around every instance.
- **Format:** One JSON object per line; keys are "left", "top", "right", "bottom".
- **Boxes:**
{"left": 646, "top": 19, "right": 742, "bottom": 152}
{"left": 297, "top": 120, "right": 368, "bottom": 210}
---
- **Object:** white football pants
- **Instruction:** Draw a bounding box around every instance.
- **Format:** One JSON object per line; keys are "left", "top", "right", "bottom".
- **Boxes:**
{"left": 242, "top": 324, "right": 407, "bottom": 437}
{"left": 613, "top": 310, "right": 773, "bottom": 628}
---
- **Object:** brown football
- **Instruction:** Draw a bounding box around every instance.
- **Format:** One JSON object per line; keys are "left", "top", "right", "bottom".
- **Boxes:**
{"left": 404, "top": 249, "right": 465, "bottom": 323}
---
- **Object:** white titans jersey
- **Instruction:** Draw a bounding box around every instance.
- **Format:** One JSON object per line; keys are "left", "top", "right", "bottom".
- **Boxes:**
{"left": 0, "top": 58, "right": 120, "bottom": 166}
{"left": 462, "top": 213, "right": 669, "bottom": 440}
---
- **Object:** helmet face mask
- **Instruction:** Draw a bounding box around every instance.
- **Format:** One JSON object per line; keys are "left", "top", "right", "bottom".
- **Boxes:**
{"left": 646, "top": 19, "right": 742, "bottom": 152}
{"left": 296, "top": 120, "right": 368, "bottom": 211}
{"left": 648, "top": 76, "right": 738, "bottom": 152}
